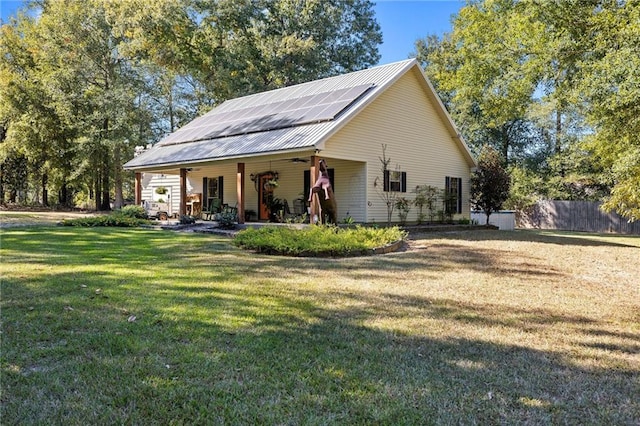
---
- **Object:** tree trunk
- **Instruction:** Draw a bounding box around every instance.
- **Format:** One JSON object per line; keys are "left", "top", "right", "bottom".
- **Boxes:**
{"left": 555, "top": 109, "right": 562, "bottom": 154}
{"left": 59, "top": 180, "right": 72, "bottom": 208}
{"left": 100, "top": 117, "right": 111, "bottom": 211}
{"left": 42, "top": 172, "right": 48, "bottom": 207}
{"left": 113, "top": 144, "right": 124, "bottom": 209}
{"left": 100, "top": 147, "right": 110, "bottom": 211}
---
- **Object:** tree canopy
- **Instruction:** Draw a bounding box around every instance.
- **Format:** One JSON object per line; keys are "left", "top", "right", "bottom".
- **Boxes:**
{"left": 415, "top": 0, "right": 640, "bottom": 221}
{"left": 470, "top": 145, "right": 511, "bottom": 225}
{"left": 0, "top": 0, "right": 382, "bottom": 208}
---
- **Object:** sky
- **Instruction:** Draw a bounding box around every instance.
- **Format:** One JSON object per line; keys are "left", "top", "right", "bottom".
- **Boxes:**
{"left": 0, "top": 0, "right": 463, "bottom": 65}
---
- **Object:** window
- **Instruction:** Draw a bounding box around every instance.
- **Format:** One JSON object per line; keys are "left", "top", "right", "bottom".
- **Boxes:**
{"left": 203, "top": 176, "right": 224, "bottom": 203}
{"left": 383, "top": 170, "right": 407, "bottom": 192}
{"left": 445, "top": 176, "right": 462, "bottom": 214}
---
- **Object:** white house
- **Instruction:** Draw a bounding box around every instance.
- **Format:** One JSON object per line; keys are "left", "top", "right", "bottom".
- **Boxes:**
{"left": 124, "top": 59, "right": 476, "bottom": 223}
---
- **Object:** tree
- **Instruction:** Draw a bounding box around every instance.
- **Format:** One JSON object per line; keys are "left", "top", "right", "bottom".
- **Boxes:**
{"left": 115, "top": 0, "right": 382, "bottom": 105}
{"left": 373, "top": 144, "right": 402, "bottom": 226}
{"left": 471, "top": 146, "right": 511, "bottom": 226}
{"left": 414, "top": 1, "right": 545, "bottom": 164}
{"left": 578, "top": 2, "right": 640, "bottom": 221}
{"left": 415, "top": 0, "right": 640, "bottom": 221}
{"left": 1, "top": 0, "right": 383, "bottom": 210}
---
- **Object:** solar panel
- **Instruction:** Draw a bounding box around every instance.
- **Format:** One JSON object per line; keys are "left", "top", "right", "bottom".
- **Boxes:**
{"left": 158, "top": 83, "right": 374, "bottom": 145}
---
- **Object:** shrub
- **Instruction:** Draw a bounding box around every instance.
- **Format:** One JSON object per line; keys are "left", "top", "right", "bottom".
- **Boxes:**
{"left": 395, "top": 197, "right": 411, "bottom": 225}
{"left": 62, "top": 212, "right": 147, "bottom": 227}
{"left": 216, "top": 211, "right": 237, "bottom": 229}
{"left": 234, "top": 225, "right": 407, "bottom": 257}
{"left": 119, "top": 204, "right": 148, "bottom": 219}
{"left": 179, "top": 215, "right": 196, "bottom": 225}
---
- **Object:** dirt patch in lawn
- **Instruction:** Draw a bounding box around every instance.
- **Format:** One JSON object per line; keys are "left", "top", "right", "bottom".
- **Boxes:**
{"left": 0, "top": 210, "right": 101, "bottom": 228}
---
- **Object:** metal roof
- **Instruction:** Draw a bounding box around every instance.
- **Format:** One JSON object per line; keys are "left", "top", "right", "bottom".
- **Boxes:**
{"left": 157, "top": 84, "right": 374, "bottom": 145}
{"left": 124, "top": 59, "right": 473, "bottom": 170}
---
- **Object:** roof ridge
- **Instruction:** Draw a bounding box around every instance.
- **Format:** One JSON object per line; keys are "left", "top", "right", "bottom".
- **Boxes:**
{"left": 217, "top": 59, "right": 417, "bottom": 108}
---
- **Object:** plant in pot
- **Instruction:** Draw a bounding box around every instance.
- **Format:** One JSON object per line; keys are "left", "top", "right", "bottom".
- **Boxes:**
{"left": 266, "top": 195, "right": 284, "bottom": 222}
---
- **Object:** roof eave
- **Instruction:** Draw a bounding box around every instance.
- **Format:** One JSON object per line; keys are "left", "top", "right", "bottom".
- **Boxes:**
{"left": 123, "top": 146, "right": 318, "bottom": 172}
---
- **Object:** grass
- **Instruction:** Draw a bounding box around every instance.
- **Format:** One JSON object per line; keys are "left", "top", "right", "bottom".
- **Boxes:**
{"left": 1, "top": 226, "right": 639, "bottom": 424}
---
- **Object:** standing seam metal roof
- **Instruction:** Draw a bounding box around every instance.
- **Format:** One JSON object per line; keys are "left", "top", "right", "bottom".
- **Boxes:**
{"left": 124, "top": 59, "right": 443, "bottom": 169}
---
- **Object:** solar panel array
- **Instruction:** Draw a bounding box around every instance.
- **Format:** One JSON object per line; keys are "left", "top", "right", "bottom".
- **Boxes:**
{"left": 159, "top": 84, "right": 374, "bottom": 146}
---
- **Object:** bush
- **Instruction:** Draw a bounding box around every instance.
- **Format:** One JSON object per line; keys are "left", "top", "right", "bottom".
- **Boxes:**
{"left": 395, "top": 197, "right": 411, "bottom": 225}
{"left": 62, "top": 212, "right": 147, "bottom": 227}
{"left": 234, "top": 225, "right": 407, "bottom": 257}
{"left": 119, "top": 204, "right": 148, "bottom": 219}
{"left": 216, "top": 211, "right": 237, "bottom": 229}
{"left": 179, "top": 215, "right": 196, "bottom": 225}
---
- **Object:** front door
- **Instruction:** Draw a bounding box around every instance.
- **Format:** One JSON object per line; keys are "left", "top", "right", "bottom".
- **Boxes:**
{"left": 258, "top": 174, "right": 275, "bottom": 220}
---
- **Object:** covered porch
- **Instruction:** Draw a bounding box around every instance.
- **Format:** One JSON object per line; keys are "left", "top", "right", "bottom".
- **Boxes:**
{"left": 134, "top": 153, "right": 366, "bottom": 224}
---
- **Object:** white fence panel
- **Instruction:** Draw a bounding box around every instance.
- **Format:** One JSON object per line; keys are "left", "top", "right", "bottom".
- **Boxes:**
{"left": 471, "top": 211, "right": 515, "bottom": 230}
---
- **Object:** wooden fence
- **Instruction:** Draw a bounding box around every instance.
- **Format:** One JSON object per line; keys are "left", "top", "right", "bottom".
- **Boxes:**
{"left": 518, "top": 200, "right": 640, "bottom": 235}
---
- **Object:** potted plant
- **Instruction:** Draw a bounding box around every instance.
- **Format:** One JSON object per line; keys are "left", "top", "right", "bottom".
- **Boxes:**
{"left": 264, "top": 178, "right": 279, "bottom": 190}
{"left": 267, "top": 195, "right": 284, "bottom": 222}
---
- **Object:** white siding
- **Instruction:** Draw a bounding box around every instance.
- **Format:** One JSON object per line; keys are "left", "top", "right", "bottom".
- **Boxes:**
{"left": 321, "top": 67, "right": 473, "bottom": 223}
{"left": 140, "top": 173, "right": 191, "bottom": 216}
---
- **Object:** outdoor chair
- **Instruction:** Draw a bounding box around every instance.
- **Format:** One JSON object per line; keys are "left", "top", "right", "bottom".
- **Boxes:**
{"left": 202, "top": 197, "right": 221, "bottom": 220}
{"left": 293, "top": 198, "right": 305, "bottom": 216}
{"left": 214, "top": 203, "right": 238, "bottom": 222}
{"left": 282, "top": 199, "right": 295, "bottom": 221}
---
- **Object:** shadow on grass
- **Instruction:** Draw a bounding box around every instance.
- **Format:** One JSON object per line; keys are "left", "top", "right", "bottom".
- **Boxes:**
{"left": 4, "top": 285, "right": 638, "bottom": 424}
{"left": 408, "top": 228, "right": 640, "bottom": 248}
{"left": 2, "top": 227, "right": 638, "bottom": 423}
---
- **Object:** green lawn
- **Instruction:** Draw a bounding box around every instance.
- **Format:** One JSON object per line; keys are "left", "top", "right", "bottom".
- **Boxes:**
{"left": 1, "top": 226, "right": 639, "bottom": 424}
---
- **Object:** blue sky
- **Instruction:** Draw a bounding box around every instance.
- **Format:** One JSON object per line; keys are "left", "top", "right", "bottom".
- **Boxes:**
{"left": 0, "top": 0, "right": 463, "bottom": 65}
{"left": 374, "top": 0, "right": 463, "bottom": 64}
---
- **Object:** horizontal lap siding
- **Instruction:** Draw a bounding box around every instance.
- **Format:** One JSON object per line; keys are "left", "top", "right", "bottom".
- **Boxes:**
{"left": 321, "top": 68, "right": 472, "bottom": 223}
{"left": 322, "top": 159, "right": 366, "bottom": 222}
{"left": 189, "top": 164, "right": 239, "bottom": 206}
{"left": 141, "top": 173, "right": 186, "bottom": 216}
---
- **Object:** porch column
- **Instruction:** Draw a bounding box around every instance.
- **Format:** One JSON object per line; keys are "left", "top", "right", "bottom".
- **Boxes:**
{"left": 237, "top": 163, "right": 245, "bottom": 224}
{"left": 134, "top": 172, "right": 142, "bottom": 205}
{"left": 179, "top": 168, "right": 187, "bottom": 216}
{"left": 310, "top": 155, "right": 320, "bottom": 223}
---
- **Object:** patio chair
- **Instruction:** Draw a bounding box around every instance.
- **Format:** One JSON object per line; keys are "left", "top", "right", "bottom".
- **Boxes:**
{"left": 282, "top": 199, "right": 295, "bottom": 221}
{"left": 214, "top": 203, "right": 238, "bottom": 222}
{"left": 293, "top": 198, "right": 305, "bottom": 215}
{"left": 202, "top": 197, "right": 221, "bottom": 220}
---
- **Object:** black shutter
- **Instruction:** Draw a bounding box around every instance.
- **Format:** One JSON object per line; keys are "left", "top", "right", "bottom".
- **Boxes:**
{"left": 383, "top": 170, "right": 390, "bottom": 192}
{"left": 218, "top": 176, "right": 224, "bottom": 203}
{"left": 328, "top": 168, "right": 335, "bottom": 192}
{"left": 457, "top": 178, "right": 462, "bottom": 214}
{"left": 401, "top": 172, "right": 407, "bottom": 193}
{"left": 202, "top": 177, "right": 208, "bottom": 201}
{"left": 445, "top": 176, "right": 451, "bottom": 213}
{"left": 304, "top": 170, "right": 310, "bottom": 200}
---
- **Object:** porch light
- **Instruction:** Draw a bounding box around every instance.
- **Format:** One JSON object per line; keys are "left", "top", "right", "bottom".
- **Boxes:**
{"left": 250, "top": 173, "right": 256, "bottom": 181}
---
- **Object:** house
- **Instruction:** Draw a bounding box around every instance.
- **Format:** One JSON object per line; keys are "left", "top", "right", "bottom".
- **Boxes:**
{"left": 124, "top": 59, "right": 476, "bottom": 224}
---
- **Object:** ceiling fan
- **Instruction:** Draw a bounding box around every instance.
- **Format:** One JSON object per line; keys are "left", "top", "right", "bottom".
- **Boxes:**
{"left": 288, "top": 157, "right": 309, "bottom": 163}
